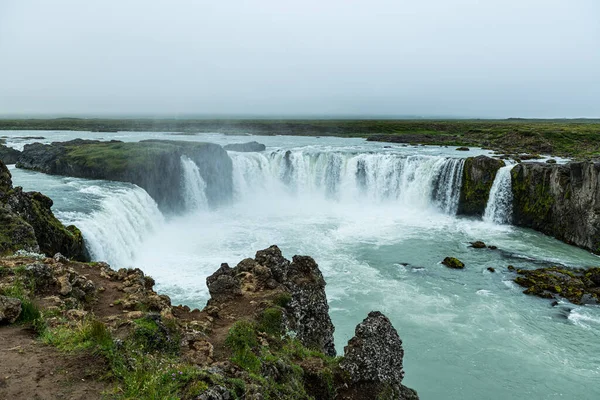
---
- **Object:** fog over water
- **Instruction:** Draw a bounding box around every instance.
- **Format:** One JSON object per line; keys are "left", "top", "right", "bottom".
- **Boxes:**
{"left": 0, "top": 0, "right": 599, "bottom": 117}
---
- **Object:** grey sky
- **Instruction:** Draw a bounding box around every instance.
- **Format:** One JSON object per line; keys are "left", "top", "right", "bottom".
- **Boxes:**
{"left": 0, "top": 0, "right": 598, "bottom": 118}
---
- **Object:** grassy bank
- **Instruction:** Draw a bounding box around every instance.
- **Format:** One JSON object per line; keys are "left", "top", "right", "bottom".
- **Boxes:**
{"left": 1, "top": 118, "right": 599, "bottom": 157}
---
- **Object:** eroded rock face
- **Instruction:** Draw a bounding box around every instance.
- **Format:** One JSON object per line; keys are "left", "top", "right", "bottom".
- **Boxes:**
{"left": 0, "top": 295, "right": 22, "bottom": 324}
{"left": 0, "top": 145, "right": 21, "bottom": 165}
{"left": 458, "top": 156, "right": 505, "bottom": 216}
{"left": 223, "top": 141, "right": 266, "bottom": 152}
{"left": 339, "top": 311, "right": 418, "bottom": 400}
{"left": 511, "top": 161, "right": 600, "bottom": 253}
{"left": 17, "top": 139, "right": 233, "bottom": 212}
{"left": 0, "top": 160, "right": 86, "bottom": 259}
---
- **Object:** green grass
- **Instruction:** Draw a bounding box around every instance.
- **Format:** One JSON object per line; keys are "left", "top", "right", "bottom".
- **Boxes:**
{"left": 1, "top": 118, "right": 600, "bottom": 157}
{"left": 0, "top": 278, "right": 45, "bottom": 331}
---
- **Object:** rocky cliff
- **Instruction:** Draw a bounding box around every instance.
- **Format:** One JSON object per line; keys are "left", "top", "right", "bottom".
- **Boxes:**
{"left": 511, "top": 161, "right": 600, "bottom": 253}
{"left": 458, "top": 156, "right": 505, "bottom": 216}
{"left": 0, "top": 144, "right": 21, "bottom": 164}
{"left": 17, "top": 139, "right": 233, "bottom": 212}
{"left": 0, "top": 246, "right": 419, "bottom": 399}
{"left": 0, "top": 160, "right": 86, "bottom": 260}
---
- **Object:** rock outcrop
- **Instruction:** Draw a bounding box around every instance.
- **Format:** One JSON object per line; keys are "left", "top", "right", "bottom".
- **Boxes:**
{"left": 0, "top": 160, "right": 86, "bottom": 259}
{"left": 0, "top": 145, "right": 21, "bottom": 164}
{"left": 458, "top": 156, "right": 505, "bottom": 216}
{"left": 206, "top": 245, "right": 336, "bottom": 356}
{"left": 339, "top": 311, "right": 418, "bottom": 400}
{"left": 223, "top": 141, "right": 266, "bottom": 152}
{"left": 514, "top": 266, "right": 600, "bottom": 305}
{"left": 511, "top": 161, "right": 600, "bottom": 253}
{"left": 17, "top": 139, "right": 233, "bottom": 212}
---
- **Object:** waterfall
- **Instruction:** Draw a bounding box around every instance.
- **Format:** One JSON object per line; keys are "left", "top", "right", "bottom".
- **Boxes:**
{"left": 73, "top": 186, "right": 165, "bottom": 267}
{"left": 229, "top": 150, "right": 466, "bottom": 214}
{"left": 180, "top": 156, "right": 209, "bottom": 211}
{"left": 483, "top": 164, "right": 515, "bottom": 224}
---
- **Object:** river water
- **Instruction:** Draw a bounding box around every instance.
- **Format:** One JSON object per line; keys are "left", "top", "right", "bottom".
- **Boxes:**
{"left": 4, "top": 130, "right": 600, "bottom": 399}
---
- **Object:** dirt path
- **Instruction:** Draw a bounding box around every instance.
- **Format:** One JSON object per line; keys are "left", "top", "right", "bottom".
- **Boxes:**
{"left": 0, "top": 326, "right": 108, "bottom": 400}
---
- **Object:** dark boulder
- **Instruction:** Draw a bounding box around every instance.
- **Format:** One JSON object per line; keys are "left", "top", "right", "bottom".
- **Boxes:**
{"left": 223, "top": 141, "right": 266, "bottom": 152}
{"left": 442, "top": 257, "right": 465, "bottom": 269}
{"left": 470, "top": 241, "right": 487, "bottom": 249}
{"left": 338, "top": 311, "right": 419, "bottom": 400}
{"left": 514, "top": 266, "right": 600, "bottom": 304}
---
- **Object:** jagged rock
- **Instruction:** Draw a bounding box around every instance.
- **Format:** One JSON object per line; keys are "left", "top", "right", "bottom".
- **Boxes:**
{"left": 53, "top": 253, "right": 68, "bottom": 263}
{"left": 206, "top": 263, "right": 242, "bottom": 302}
{"left": 255, "top": 245, "right": 290, "bottom": 283}
{"left": 197, "top": 385, "right": 232, "bottom": 400}
{"left": 339, "top": 311, "right": 418, "bottom": 400}
{"left": 17, "top": 139, "right": 233, "bottom": 212}
{"left": 223, "top": 141, "right": 266, "bottom": 152}
{"left": 0, "top": 160, "right": 86, "bottom": 259}
{"left": 57, "top": 275, "right": 72, "bottom": 296}
{"left": 284, "top": 255, "right": 336, "bottom": 357}
{"left": 442, "top": 257, "right": 465, "bottom": 269}
{"left": 26, "top": 262, "right": 55, "bottom": 290}
{"left": 512, "top": 161, "right": 600, "bottom": 254}
{"left": 0, "top": 295, "right": 22, "bottom": 324}
{"left": 0, "top": 145, "right": 21, "bottom": 164}
{"left": 458, "top": 156, "right": 505, "bottom": 217}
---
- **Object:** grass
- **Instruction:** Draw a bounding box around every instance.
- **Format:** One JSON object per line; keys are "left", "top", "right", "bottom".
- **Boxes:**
{"left": 0, "top": 278, "right": 45, "bottom": 331}
{"left": 1, "top": 118, "right": 600, "bottom": 157}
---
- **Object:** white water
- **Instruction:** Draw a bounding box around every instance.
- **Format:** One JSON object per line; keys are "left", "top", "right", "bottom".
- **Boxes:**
{"left": 181, "top": 155, "right": 209, "bottom": 211}
{"left": 70, "top": 186, "right": 164, "bottom": 267}
{"left": 483, "top": 164, "right": 516, "bottom": 224}
{"left": 230, "top": 150, "right": 465, "bottom": 214}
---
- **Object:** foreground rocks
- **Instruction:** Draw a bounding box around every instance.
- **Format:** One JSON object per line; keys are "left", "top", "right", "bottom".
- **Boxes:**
{"left": 511, "top": 161, "right": 600, "bottom": 254}
{"left": 0, "top": 160, "right": 86, "bottom": 259}
{"left": 0, "top": 246, "right": 419, "bottom": 400}
{"left": 442, "top": 257, "right": 465, "bottom": 269}
{"left": 16, "top": 139, "right": 233, "bottom": 212}
{"left": 514, "top": 266, "right": 600, "bottom": 305}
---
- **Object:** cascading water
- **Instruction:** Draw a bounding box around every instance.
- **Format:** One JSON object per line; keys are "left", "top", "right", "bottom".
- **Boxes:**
{"left": 72, "top": 186, "right": 164, "bottom": 267}
{"left": 229, "top": 150, "right": 465, "bottom": 214}
{"left": 483, "top": 164, "right": 516, "bottom": 224}
{"left": 180, "top": 155, "right": 209, "bottom": 211}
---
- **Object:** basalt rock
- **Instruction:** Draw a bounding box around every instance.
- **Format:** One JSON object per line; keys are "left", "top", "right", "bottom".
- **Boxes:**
{"left": 338, "top": 311, "right": 419, "bottom": 400}
{"left": 514, "top": 266, "right": 600, "bottom": 305}
{"left": 511, "top": 161, "right": 600, "bottom": 253}
{"left": 17, "top": 139, "right": 233, "bottom": 212}
{"left": 0, "top": 145, "right": 21, "bottom": 164}
{"left": 458, "top": 156, "right": 505, "bottom": 217}
{"left": 442, "top": 257, "right": 465, "bottom": 269}
{"left": 0, "top": 160, "right": 86, "bottom": 259}
{"left": 223, "top": 141, "right": 266, "bottom": 152}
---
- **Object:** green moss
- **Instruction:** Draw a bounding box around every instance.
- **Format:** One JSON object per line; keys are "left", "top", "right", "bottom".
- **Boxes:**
{"left": 131, "top": 316, "right": 180, "bottom": 355}
{"left": 258, "top": 307, "right": 283, "bottom": 336}
{"left": 272, "top": 292, "right": 292, "bottom": 308}
{"left": 442, "top": 257, "right": 465, "bottom": 269}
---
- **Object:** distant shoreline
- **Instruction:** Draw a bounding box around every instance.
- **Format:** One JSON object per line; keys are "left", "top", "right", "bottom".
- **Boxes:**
{"left": 1, "top": 118, "right": 599, "bottom": 158}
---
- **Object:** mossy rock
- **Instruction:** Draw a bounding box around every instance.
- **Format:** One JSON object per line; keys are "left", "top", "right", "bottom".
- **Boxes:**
{"left": 514, "top": 266, "right": 600, "bottom": 304}
{"left": 457, "top": 156, "right": 505, "bottom": 217}
{"left": 442, "top": 257, "right": 465, "bottom": 269}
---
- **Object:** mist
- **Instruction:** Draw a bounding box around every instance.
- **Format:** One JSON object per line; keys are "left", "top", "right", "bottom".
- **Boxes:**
{"left": 0, "top": 0, "right": 598, "bottom": 118}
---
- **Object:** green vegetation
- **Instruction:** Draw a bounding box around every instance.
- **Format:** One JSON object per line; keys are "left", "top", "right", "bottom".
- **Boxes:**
{"left": 0, "top": 274, "right": 45, "bottom": 330}
{"left": 1, "top": 118, "right": 600, "bottom": 157}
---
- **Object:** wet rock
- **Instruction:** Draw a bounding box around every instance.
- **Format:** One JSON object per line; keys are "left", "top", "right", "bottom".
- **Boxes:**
{"left": 339, "top": 311, "right": 418, "bottom": 400}
{"left": 514, "top": 266, "right": 600, "bottom": 304}
{"left": 507, "top": 265, "right": 516, "bottom": 271}
{"left": 0, "top": 295, "right": 22, "bottom": 324}
{"left": 487, "top": 267, "right": 496, "bottom": 273}
{"left": 546, "top": 159, "right": 557, "bottom": 164}
{"left": 488, "top": 245, "right": 498, "bottom": 250}
{"left": 442, "top": 257, "right": 465, "bottom": 269}
{"left": 223, "top": 141, "right": 266, "bottom": 152}
{"left": 458, "top": 156, "right": 505, "bottom": 217}
{"left": 470, "top": 241, "right": 487, "bottom": 249}
{"left": 456, "top": 147, "right": 470, "bottom": 151}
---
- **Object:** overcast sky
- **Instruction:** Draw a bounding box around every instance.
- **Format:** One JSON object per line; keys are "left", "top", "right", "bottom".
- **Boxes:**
{"left": 0, "top": 0, "right": 598, "bottom": 118}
